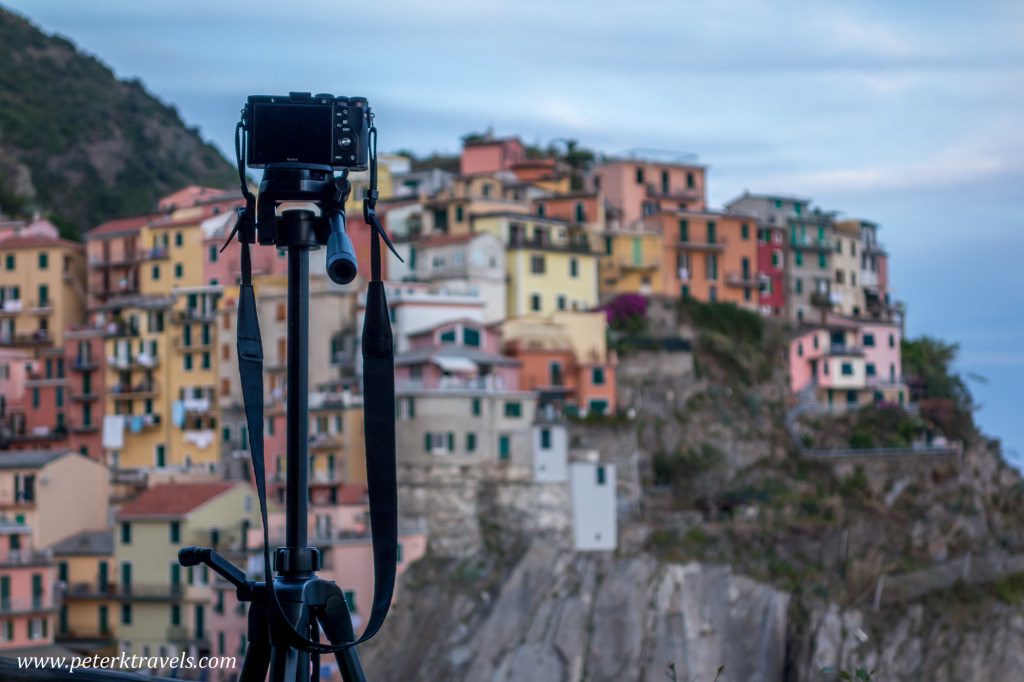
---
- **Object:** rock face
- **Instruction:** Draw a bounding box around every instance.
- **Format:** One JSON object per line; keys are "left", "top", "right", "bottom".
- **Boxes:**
{"left": 361, "top": 543, "right": 791, "bottom": 682}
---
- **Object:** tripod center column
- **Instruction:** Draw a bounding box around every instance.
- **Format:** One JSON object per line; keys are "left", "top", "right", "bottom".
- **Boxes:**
{"left": 286, "top": 245, "right": 310, "bottom": 549}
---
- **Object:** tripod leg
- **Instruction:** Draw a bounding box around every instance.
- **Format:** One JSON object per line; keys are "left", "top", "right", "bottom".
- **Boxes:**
{"left": 316, "top": 593, "right": 367, "bottom": 682}
{"left": 239, "top": 601, "right": 271, "bottom": 682}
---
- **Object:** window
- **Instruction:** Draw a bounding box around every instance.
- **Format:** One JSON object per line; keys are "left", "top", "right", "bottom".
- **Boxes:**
{"left": 498, "top": 435, "right": 510, "bottom": 460}
{"left": 32, "top": 388, "right": 39, "bottom": 408}
{"left": 121, "top": 604, "right": 132, "bottom": 625}
{"left": 795, "top": 252, "right": 803, "bottom": 266}
{"left": 889, "top": 333, "right": 895, "bottom": 348}
{"left": 540, "top": 428, "right": 551, "bottom": 449}
{"left": 152, "top": 264, "right": 160, "bottom": 280}
{"left": 530, "top": 255, "right": 545, "bottom": 274}
{"left": 813, "top": 334, "right": 819, "bottom": 349}
{"left": 202, "top": 352, "right": 211, "bottom": 369}
{"left": 797, "top": 343, "right": 803, "bottom": 357}
{"left": 866, "top": 363, "right": 876, "bottom": 376}
{"left": 38, "top": 252, "right": 48, "bottom": 269}
{"left": 209, "top": 245, "right": 218, "bottom": 262}
{"left": 175, "top": 232, "right": 183, "bottom": 247}
{"left": 425, "top": 432, "right": 445, "bottom": 453}
{"left": 604, "top": 236, "right": 613, "bottom": 255}
{"left": 741, "top": 223, "right": 749, "bottom": 240}
{"left": 481, "top": 184, "right": 492, "bottom": 198}
{"left": 592, "top": 367, "right": 605, "bottom": 385}
{"left": 795, "top": 279, "right": 803, "bottom": 295}
{"left": 222, "top": 426, "right": 231, "bottom": 442}
{"left": 463, "top": 327, "right": 481, "bottom": 347}
{"left": 706, "top": 222, "right": 716, "bottom": 244}
{"left": 156, "top": 444, "right": 166, "bottom": 468}
{"left": 635, "top": 167, "right": 644, "bottom": 184}
{"left": 679, "top": 219, "right": 689, "bottom": 242}
{"left": 596, "top": 466, "right": 606, "bottom": 485}
{"left": 175, "top": 263, "right": 183, "bottom": 278}
{"left": 56, "top": 387, "right": 63, "bottom": 407}
{"left": 343, "top": 590, "right": 356, "bottom": 613}
{"left": 5, "top": 254, "right": 13, "bottom": 270}
{"left": 823, "top": 360, "right": 829, "bottom": 375}
{"left": 170, "top": 604, "right": 181, "bottom": 627}
{"left": 530, "top": 294, "right": 541, "bottom": 311}
{"left": 439, "top": 328, "right": 456, "bottom": 343}
{"left": 569, "top": 257, "right": 579, "bottom": 278}
{"left": 170, "top": 522, "right": 180, "bottom": 543}
{"left": 456, "top": 205, "right": 464, "bottom": 222}
{"left": 575, "top": 203, "right": 585, "bottom": 222}
{"left": 466, "top": 432, "right": 477, "bottom": 452}
{"left": 841, "top": 363, "right": 853, "bottom": 376}
{"left": 38, "top": 284, "right": 48, "bottom": 305}
{"left": 121, "top": 522, "right": 132, "bottom": 545}
{"left": 184, "top": 354, "right": 193, "bottom": 371}
{"left": 863, "top": 333, "right": 875, "bottom": 347}
{"left": 504, "top": 401, "right": 522, "bottom": 418}
{"left": 472, "top": 398, "right": 481, "bottom": 416}
{"left": 818, "top": 253, "right": 826, "bottom": 269}
{"left": 836, "top": 270, "right": 844, "bottom": 284}
{"left": 536, "top": 203, "right": 545, "bottom": 217}
{"left": 406, "top": 398, "right": 415, "bottom": 419}
{"left": 557, "top": 295, "right": 567, "bottom": 310}
{"left": 705, "top": 254, "right": 718, "bottom": 281}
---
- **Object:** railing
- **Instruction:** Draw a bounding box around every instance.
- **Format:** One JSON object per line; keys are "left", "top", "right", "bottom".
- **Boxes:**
{"left": 167, "top": 625, "right": 205, "bottom": 643}
{"left": 0, "top": 331, "right": 52, "bottom": 347}
{"left": 170, "top": 308, "right": 217, "bottom": 324}
{"left": 790, "top": 236, "right": 835, "bottom": 251}
{"left": 617, "top": 258, "right": 660, "bottom": 271}
{"left": 110, "top": 382, "right": 158, "bottom": 398}
{"left": 507, "top": 234, "right": 592, "bottom": 253}
{"left": 104, "top": 323, "right": 140, "bottom": 338}
{"left": 0, "top": 596, "right": 53, "bottom": 614}
{"left": 829, "top": 343, "right": 863, "bottom": 356}
{"left": 28, "top": 299, "right": 53, "bottom": 313}
{"left": 107, "top": 353, "right": 159, "bottom": 370}
{"left": 0, "top": 549, "right": 51, "bottom": 568}
{"left": 0, "top": 299, "right": 24, "bottom": 314}
{"left": 396, "top": 375, "right": 504, "bottom": 392}
{"left": 117, "top": 583, "right": 184, "bottom": 599}
{"left": 645, "top": 184, "right": 701, "bottom": 201}
{"left": 68, "top": 422, "right": 100, "bottom": 433}
{"left": 9, "top": 425, "right": 67, "bottom": 442}
{"left": 676, "top": 237, "right": 727, "bottom": 251}
{"left": 72, "top": 356, "right": 99, "bottom": 370}
{"left": 64, "top": 581, "right": 118, "bottom": 598}
{"left": 725, "top": 271, "right": 758, "bottom": 287}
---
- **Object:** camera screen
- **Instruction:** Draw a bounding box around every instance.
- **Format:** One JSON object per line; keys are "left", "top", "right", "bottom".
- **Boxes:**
{"left": 251, "top": 103, "right": 333, "bottom": 166}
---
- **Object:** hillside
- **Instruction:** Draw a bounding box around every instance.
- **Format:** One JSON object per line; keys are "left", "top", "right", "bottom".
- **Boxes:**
{"left": 363, "top": 300, "right": 1024, "bottom": 681}
{"left": 0, "top": 6, "right": 238, "bottom": 236}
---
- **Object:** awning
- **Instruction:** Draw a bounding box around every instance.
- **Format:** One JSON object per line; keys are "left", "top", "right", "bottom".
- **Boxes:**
{"left": 433, "top": 356, "right": 477, "bottom": 372}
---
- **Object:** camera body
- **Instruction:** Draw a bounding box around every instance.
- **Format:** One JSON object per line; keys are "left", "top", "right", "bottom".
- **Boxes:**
{"left": 245, "top": 92, "right": 369, "bottom": 171}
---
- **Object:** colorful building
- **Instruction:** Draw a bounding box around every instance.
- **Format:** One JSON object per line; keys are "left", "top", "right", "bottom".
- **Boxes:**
{"left": 0, "top": 449, "right": 110, "bottom": 549}
{"left": 640, "top": 210, "right": 759, "bottom": 309}
{"left": 756, "top": 222, "right": 786, "bottom": 316}
{"left": 470, "top": 213, "right": 599, "bottom": 317}
{"left": 502, "top": 311, "right": 618, "bottom": 416}
{"left": 596, "top": 228, "right": 666, "bottom": 299}
{"left": 460, "top": 135, "right": 528, "bottom": 175}
{"left": 0, "top": 235, "right": 87, "bottom": 351}
{"left": 408, "top": 232, "right": 507, "bottom": 323}
{"left": 0, "top": 519, "right": 57, "bottom": 653}
{"left": 590, "top": 158, "right": 707, "bottom": 229}
{"left": 51, "top": 530, "right": 117, "bottom": 656}
{"left": 114, "top": 482, "right": 260, "bottom": 661}
{"left": 788, "top": 315, "right": 906, "bottom": 408}
{"left": 394, "top": 319, "right": 536, "bottom": 467}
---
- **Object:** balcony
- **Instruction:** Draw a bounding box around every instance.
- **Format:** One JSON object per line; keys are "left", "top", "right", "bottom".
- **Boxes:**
{"left": 309, "top": 433, "right": 343, "bottom": 451}
{"left": 645, "top": 184, "right": 702, "bottom": 202}
{"left": 174, "top": 337, "right": 214, "bottom": 351}
{"left": 829, "top": 344, "right": 864, "bottom": 356}
{"left": 71, "top": 356, "right": 99, "bottom": 371}
{"left": 0, "top": 596, "right": 54, "bottom": 614}
{"left": 64, "top": 581, "right": 118, "bottom": 599}
{"left": 56, "top": 627, "right": 116, "bottom": 642}
{"left": 507, "top": 234, "right": 592, "bottom": 254}
{"left": 103, "top": 322, "right": 140, "bottom": 339}
{"left": 24, "top": 372, "right": 67, "bottom": 387}
{"left": 27, "top": 299, "right": 53, "bottom": 315}
{"left": 142, "top": 247, "right": 169, "bottom": 261}
{"left": 791, "top": 236, "right": 835, "bottom": 252}
{"left": 726, "top": 271, "right": 759, "bottom": 287}
{"left": 110, "top": 381, "right": 159, "bottom": 399}
{"left": 69, "top": 392, "right": 99, "bottom": 402}
{"left": 170, "top": 308, "right": 217, "bottom": 324}
{"left": 117, "top": 583, "right": 184, "bottom": 601}
{"left": 0, "top": 549, "right": 51, "bottom": 568}
{"left": 809, "top": 291, "right": 833, "bottom": 308}
{"left": 89, "top": 252, "right": 142, "bottom": 268}
{"left": 68, "top": 422, "right": 100, "bottom": 433}
{"left": 0, "top": 299, "right": 24, "bottom": 315}
{"left": 9, "top": 425, "right": 67, "bottom": 443}
{"left": 0, "top": 331, "right": 53, "bottom": 347}
{"left": 676, "top": 238, "right": 726, "bottom": 252}
{"left": 167, "top": 625, "right": 208, "bottom": 644}
{"left": 107, "top": 352, "right": 159, "bottom": 370}
{"left": 617, "top": 258, "right": 659, "bottom": 272}
{"left": 863, "top": 240, "right": 887, "bottom": 256}
{"left": 397, "top": 375, "right": 505, "bottom": 392}
{"left": 93, "top": 284, "right": 140, "bottom": 298}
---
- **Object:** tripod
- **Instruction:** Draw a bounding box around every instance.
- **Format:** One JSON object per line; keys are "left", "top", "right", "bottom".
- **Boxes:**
{"left": 179, "top": 163, "right": 398, "bottom": 682}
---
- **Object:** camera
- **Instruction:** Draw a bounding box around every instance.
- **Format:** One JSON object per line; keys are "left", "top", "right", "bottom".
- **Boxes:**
{"left": 245, "top": 92, "right": 370, "bottom": 171}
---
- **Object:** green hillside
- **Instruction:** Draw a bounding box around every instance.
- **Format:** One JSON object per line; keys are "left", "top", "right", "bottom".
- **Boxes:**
{"left": 0, "top": 6, "right": 238, "bottom": 237}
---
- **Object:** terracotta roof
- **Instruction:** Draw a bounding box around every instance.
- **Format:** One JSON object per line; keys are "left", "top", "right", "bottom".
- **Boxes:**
{"left": 87, "top": 215, "right": 154, "bottom": 238}
{"left": 117, "top": 481, "right": 241, "bottom": 519}
{"left": 0, "top": 235, "right": 83, "bottom": 250}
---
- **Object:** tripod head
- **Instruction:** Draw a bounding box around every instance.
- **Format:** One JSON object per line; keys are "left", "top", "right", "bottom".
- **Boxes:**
{"left": 251, "top": 163, "right": 358, "bottom": 285}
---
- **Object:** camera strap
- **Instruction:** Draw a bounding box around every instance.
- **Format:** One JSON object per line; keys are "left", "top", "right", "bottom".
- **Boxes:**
{"left": 231, "top": 117, "right": 398, "bottom": 654}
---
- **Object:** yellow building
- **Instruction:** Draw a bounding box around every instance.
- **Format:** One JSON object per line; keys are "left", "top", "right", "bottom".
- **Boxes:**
{"left": 52, "top": 530, "right": 118, "bottom": 656}
{"left": 832, "top": 220, "right": 865, "bottom": 317}
{"left": 470, "top": 213, "right": 599, "bottom": 317}
{"left": 422, "top": 175, "right": 532, "bottom": 236}
{"left": 114, "top": 482, "right": 261, "bottom": 659}
{"left": 595, "top": 229, "right": 665, "bottom": 299}
{"left": 308, "top": 392, "right": 367, "bottom": 492}
{"left": 139, "top": 210, "right": 209, "bottom": 295}
{"left": 0, "top": 235, "right": 86, "bottom": 351}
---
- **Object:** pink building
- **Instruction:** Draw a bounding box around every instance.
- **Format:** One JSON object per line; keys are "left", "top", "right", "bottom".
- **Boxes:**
{"left": 0, "top": 217, "right": 60, "bottom": 243}
{"left": 7, "top": 352, "right": 71, "bottom": 451}
{"left": 590, "top": 159, "right": 707, "bottom": 229}
{"left": 63, "top": 328, "right": 106, "bottom": 460}
{"left": 757, "top": 224, "right": 786, "bottom": 316}
{"left": 460, "top": 136, "right": 527, "bottom": 175}
{"left": 789, "top": 314, "right": 906, "bottom": 408}
{"left": 0, "top": 348, "right": 30, "bottom": 406}
{"left": 0, "top": 519, "right": 56, "bottom": 653}
{"left": 201, "top": 211, "right": 287, "bottom": 286}
{"left": 394, "top": 318, "right": 521, "bottom": 392}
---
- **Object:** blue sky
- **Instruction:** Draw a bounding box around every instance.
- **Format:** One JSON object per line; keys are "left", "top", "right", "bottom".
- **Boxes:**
{"left": 4, "top": 0, "right": 1023, "bottom": 464}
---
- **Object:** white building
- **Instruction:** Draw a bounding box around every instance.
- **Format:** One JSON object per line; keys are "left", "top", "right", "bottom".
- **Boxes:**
{"left": 569, "top": 454, "right": 617, "bottom": 551}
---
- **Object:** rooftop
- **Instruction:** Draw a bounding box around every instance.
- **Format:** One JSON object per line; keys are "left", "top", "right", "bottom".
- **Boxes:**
{"left": 50, "top": 529, "right": 114, "bottom": 556}
{"left": 0, "top": 449, "right": 72, "bottom": 470}
{"left": 0, "top": 235, "right": 84, "bottom": 250}
{"left": 87, "top": 215, "right": 154, "bottom": 238}
{"left": 117, "top": 481, "right": 241, "bottom": 519}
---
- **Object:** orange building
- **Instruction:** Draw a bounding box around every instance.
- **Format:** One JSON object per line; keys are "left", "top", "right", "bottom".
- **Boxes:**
{"left": 590, "top": 159, "right": 707, "bottom": 229}
{"left": 642, "top": 210, "right": 759, "bottom": 309}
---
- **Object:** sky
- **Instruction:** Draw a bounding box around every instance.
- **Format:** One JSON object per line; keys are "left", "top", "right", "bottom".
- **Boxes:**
{"left": 4, "top": 0, "right": 1023, "bottom": 464}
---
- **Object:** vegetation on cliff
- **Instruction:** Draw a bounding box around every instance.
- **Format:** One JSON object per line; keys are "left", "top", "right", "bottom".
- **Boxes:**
{"left": 0, "top": 7, "right": 238, "bottom": 237}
